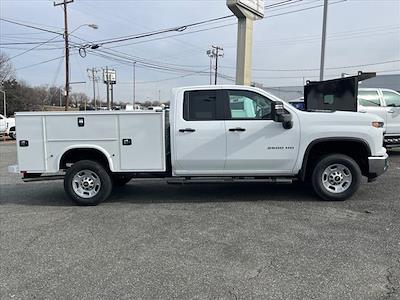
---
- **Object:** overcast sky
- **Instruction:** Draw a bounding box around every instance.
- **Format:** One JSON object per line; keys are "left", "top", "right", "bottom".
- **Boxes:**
{"left": 1, "top": 0, "right": 399, "bottom": 103}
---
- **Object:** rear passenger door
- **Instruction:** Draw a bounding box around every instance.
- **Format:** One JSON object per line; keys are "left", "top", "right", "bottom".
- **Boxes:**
{"left": 172, "top": 89, "right": 227, "bottom": 176}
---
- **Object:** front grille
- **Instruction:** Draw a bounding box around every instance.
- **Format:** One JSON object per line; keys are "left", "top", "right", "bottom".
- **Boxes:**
{"left": 384, "top": 136, "right": 400, "bottom": 145}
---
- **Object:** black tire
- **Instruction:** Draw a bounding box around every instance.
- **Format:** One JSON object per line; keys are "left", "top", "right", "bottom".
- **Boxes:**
{"left": 64, "top": 160, "right": 113, "bottom": 206}
{"left": 311, "top": 154, "right": 361, "bottom": 201}
{"left": 113, "top": 175, "right": 133, "bottom": 187}
{"left": 9, "top": 132, "right": 16, "bottom": 140}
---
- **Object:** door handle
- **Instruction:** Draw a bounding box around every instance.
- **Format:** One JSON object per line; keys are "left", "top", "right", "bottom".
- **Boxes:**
{"left": 388, "top": 108, "right": 395, "bottom": 113}
{"left": 122, "top": 138, "right": 132, "bottom": 146}
{"left": 229, "top": 127, "right": 246, "bottom": 132}
{"left": 179, "top": 128, "right": 196, "bottom": 133}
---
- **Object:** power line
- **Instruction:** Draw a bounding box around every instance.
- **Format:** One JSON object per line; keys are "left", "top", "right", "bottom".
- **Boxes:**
{"left": 84, "top": 0, "right": 302, "bottom": 47}
{"left": 0, "top": 18, "right": 63, "bottom": 36}
{"left": 6, "top": 35, "right": 62, "bottom": 61}
{"left": 15, "top": 53, "right": 68, "bottom": 71}
{"left": 0, "top": 40, "right": 64, "bottom": 46}
{"left": 89, "top": 0, "right": 347, "bottom": 50}
{"left": 222, "top": 24, "right": 400, "bottom": 48}
{"left": 248, "top": 59, "right": 400, "bottom": 72}
{"left": 86, "top": 15, "right": 234, "bottom": 48}
{"left": 76, "top": 0, "right": 337, "bottom": 49}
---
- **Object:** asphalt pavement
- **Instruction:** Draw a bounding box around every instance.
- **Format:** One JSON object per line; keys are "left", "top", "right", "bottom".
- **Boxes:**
{"left": 0, "top": 140, "right": 399, "bottom": 299}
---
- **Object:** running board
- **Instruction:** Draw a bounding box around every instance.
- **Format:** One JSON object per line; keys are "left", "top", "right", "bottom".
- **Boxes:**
{"left": 166, "top": 177, "right": 294, "bottom": 184}
{"left": 22, "top": 175, "right": 64, "bottom": 182}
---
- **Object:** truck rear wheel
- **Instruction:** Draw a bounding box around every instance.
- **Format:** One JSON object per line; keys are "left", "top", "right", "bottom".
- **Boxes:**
{"left": 311, "top": 154, "right": 361, "bottom": 201}
{"left": 64, "top": 160, "right": 113, "bottom": 206}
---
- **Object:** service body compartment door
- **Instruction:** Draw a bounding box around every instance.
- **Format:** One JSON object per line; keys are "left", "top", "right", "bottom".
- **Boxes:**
{"left": 119, "top": 112, "right": 165, "bottom": 171}
{"left": 16, "top": 115, "right": 46, "bottom": 172}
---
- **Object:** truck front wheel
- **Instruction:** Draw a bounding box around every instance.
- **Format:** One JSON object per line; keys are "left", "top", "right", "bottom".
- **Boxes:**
{"left": 311, "top": 154, "right": 361, "bottom": 201}
{"left": 64, "top": 160, "right": 113, "bottom": 206}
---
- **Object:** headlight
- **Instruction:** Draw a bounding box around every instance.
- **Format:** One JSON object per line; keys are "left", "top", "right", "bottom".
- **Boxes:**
{"left": 372, "top": 121, "right": 384, "bottom": 128}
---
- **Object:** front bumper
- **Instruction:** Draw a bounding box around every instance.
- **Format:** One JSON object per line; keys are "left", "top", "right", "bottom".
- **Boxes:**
{"left": 368, "top": 154, "right": 389, "bottom": 180}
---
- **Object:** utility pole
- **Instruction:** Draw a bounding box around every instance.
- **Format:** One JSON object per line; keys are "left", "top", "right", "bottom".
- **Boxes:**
{"left": 110, "top": 83, "right": 114, "bottom": 109}
{"left": 206, "top": 50, "right": 214, "bottom": 85}
{"left": 0, "top": 90, "right": 6, "bottom": 117}
{"left": 103, "top": 67, "right": 116, "bottom": 110}
{"left": 54, "top": 0, "right": 74, "bottom": 111}
{"left": 212, "top": 45, "right": 223, "bottom": 85}
{"left": 209, "top": 57, "right": 213, "bottom": 85}
{"left": 87, "top": 68, "right": 99, "bottom": 109}
{"left": 104, "top": 66, "right": 110, "bottom": 110}
{"left": 319, "top": 0, "right": 328, "bottom": 81}
{"left": 132, "top": 62, "right": 136, "bottom": 109}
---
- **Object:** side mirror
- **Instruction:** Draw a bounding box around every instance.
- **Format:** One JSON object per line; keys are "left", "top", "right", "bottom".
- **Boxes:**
{"left": 271, "top": 101, "right": 293, "bottom": 129}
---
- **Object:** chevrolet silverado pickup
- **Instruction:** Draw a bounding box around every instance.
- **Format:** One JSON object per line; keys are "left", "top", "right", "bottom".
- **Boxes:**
{"left": 358, "top": 88, "right": 400, "bottom": 148}
{"left": 9, "top": 85, "right": 388, "bottom": 205}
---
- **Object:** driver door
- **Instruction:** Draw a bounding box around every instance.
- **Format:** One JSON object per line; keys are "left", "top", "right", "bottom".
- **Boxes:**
{"left": 223, "top": 89, "right": 300, "bottom": 175}
{"left": 382, "top": 90, "right": 400, "bottom": 135}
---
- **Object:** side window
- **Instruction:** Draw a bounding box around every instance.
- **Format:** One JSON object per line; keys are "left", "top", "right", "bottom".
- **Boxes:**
{"left": 383, "top": 91, "right": 400, "bottom": 107}
{"left": 227, "top": 90, "right": 272, "bottom": 120}
{"left": 357, "top": 90, "right": 381, "bottom": 107}
{"left": 183, "top": 90, "right": 217, "bottom": 121}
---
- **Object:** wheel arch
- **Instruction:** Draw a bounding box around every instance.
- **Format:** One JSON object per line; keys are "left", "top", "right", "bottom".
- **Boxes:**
{"left": 299, "top": 137, "right": 371, "bottom": 181}
{"left": 58, "top": 145, "right": 115, "bottom": 172}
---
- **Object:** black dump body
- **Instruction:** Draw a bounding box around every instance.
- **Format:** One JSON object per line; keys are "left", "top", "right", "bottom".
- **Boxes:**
{"left": 304, "top": 72, "right": 376, "bottom": 112}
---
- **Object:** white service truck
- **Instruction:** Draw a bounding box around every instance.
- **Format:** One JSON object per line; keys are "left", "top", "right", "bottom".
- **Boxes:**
{"left": 0, "top": 114, "right": 16, "bottom": 139}
{"left": 9, "top": 85, "right": 388, "bottom": 205}
{"left": 358, "top": 88, "right": 400, "bottom": 148}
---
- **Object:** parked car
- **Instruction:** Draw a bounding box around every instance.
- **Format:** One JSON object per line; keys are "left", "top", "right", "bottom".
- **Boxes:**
{"left": 0, "top": 114, "right": 16, "bottom": 140}
{"left": 9, "top": 85, "right": 387, "bottom": 205}
{"left": 288, "top": 97, "right": 305, "bottom": 111}
{"left": 358, "top": 88, "right": 400, "bottom": 148}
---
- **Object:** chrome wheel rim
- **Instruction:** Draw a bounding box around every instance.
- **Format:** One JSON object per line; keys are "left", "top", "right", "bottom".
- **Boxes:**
{"left": 322, "top": 164, "right": 352, "bottom": 194}
{"left": 72, "top": 169, "right": 101, "bottom": 198}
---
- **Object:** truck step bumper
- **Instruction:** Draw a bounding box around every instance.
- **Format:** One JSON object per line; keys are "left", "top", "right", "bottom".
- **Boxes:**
{"left": 368, "top": 154, "right": 389, "bottom": 180}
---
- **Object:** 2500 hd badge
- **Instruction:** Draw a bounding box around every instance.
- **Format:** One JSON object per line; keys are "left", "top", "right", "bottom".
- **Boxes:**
{"left": 267, "top": 146, "right": 295, "bottom": 150}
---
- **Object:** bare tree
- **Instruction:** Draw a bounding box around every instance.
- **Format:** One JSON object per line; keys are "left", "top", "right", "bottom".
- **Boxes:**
{"left": 70, "top": 92, "right": 89, "bottom": 108}
{"left": 0, "top": 52, "right": 15, "bottom": 84}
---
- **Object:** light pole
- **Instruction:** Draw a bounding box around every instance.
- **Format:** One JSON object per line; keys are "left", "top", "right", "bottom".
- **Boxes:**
{"left": 70, "top": 23, "right": 98, "bottom": 34}
{"left": 63, "top": 22, "right": 98, "bottom": 111}
{"left": 133, "top": 62, "right": 136, "bottom": 110}
{"left": 319, "top": 0, "right": 329, "bottom": 81}
{"left": 0, "top": 90, "right": 5, "bottom": 117}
